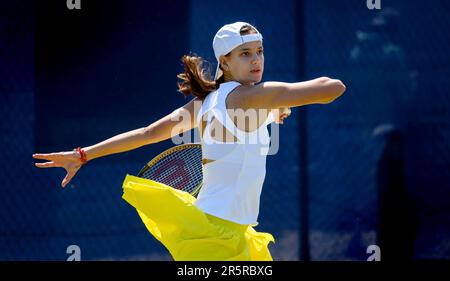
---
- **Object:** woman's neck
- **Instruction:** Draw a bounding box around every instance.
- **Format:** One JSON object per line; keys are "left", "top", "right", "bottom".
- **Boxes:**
{"left": 223, "top": 73, "right": 255, "bottom": 86}
{"left": 223, "top": 78, "right": 254, "bottom": 86}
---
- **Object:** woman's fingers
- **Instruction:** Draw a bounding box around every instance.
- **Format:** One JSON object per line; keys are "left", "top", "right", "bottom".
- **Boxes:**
{"left": 35, "top": 161, "right": 56, "bottom": 168}
{"left": 33, "top": 153, "right": 68, "bottom": 168}
{"left": 277, "top": 112, "right": 290, "bottom": 124}
{"left": 32, "top": 153, "right": 61, "bottom": 160}
{"left": 32, "top": 154, "right": 50, "bottom": 160}
{"left": 61, "top": 174, "right": 70, "bottom": 188}
{"left": 61, "top": 170, "right": 77, "bottom": 188}
{"left": 282, "top": 108, "right": 291, "bottom": 117}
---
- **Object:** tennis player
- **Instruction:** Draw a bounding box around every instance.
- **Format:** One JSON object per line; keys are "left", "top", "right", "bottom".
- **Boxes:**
{"left": 32, "top": 21, "right": 346, "bottom": 261}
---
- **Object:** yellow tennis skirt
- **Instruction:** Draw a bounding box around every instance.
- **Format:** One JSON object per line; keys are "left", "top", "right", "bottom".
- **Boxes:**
{"left": 122, "top": 174, "right": 275, "bottom": 261}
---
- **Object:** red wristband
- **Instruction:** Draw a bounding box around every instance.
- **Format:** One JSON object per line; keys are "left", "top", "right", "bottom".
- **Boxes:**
{"left": 74, "top": 147, "right": 88, "bottom": 164}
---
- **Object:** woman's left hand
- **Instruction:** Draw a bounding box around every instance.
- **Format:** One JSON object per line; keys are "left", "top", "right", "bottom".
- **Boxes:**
{"left": 273, "top": 107, "right": 291, "bottom": 124}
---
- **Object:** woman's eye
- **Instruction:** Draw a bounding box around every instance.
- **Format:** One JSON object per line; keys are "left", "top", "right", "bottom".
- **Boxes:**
{"left": 241, "top": 52, "right": 249, "bottom": 56}
{"left": 258, "top": 50, "right": 264, "bottom": 54}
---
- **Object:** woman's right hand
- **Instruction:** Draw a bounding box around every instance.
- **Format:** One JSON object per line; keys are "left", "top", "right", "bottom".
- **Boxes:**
{"left": 32, "top": 150, "right": 84, "bottom": 188}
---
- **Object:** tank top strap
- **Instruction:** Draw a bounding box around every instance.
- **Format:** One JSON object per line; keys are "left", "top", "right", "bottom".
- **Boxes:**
{"left": 198, "top": 81, "right": 245, "bottom": 143}
{"left": 212, "top": 81, "right": 245, "bottom": 141}
{"left": 196, "top": 90, "right": 218, "bottom": 128}
{"left": 265, "top": 110, "right": 275, "bottom": 126}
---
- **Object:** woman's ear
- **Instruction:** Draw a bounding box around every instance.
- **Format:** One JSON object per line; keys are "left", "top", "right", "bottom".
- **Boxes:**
{"left": 220, "top": 57, "right": 229, "bottom": 71}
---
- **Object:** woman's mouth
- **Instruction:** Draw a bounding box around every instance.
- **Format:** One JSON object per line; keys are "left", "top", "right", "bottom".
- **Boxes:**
{"left": 250, "top": 69, "right": 261, "bottom": 74}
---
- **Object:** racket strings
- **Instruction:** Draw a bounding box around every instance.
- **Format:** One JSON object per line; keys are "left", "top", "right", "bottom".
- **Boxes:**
{"left": 139, "top": 145, "right": 203, "bottom": 195}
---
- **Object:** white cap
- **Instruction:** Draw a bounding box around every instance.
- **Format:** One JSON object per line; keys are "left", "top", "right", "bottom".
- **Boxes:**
{"left": 212, "top": 21, "right": 263, "bottom": 80}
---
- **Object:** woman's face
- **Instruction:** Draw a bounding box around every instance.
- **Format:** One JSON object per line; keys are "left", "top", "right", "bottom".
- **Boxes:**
{"left": 221, "top": 40, "right": 264, "bottom": 85}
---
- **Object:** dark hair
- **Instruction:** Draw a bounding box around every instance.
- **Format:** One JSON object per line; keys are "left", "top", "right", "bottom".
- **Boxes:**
{"left": 177, "top": 24, "right": 258, "bottom": 99}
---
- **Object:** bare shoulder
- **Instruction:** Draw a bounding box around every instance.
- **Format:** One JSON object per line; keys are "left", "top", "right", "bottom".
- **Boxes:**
{"left": 176, "top": 96, "right": 203, "bottom": 128}
{"left": 225, "top": 86, "right": 246, "bottom": 110}
{"left": 226, "top": 82, "right": 288, "bottom": 110}
{"left": 225, "top": 84, "right": 273, "bottom": 129}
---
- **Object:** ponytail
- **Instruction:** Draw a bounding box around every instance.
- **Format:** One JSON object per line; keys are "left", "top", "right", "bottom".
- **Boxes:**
{"left": 177, "top": 54, "right": 223, "bottom": 99}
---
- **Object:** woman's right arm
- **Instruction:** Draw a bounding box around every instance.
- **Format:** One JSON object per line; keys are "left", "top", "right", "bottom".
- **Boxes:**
{"left": 237, "top": 77, "right": 346, "bottom": 109}
{"left": 86, "top": 96, "right": 200, "bottom": 161}
{"left": 33, "top": 124, "right": 156, "bottom": 188}
{"left": 33, "top": 97, "right": 200, "bottom": 188}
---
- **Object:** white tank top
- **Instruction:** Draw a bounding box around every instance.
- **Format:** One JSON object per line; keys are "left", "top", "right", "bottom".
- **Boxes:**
{"left": 194, "top": 81, "right": 274, "bottom": 226}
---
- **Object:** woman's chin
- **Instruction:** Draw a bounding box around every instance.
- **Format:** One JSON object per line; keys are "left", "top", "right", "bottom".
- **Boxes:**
{"left": 249, "top": 76, "right": 263, "bottom": 83}
{"left": 241, "top": 75, "right": 262, "bottom": 85}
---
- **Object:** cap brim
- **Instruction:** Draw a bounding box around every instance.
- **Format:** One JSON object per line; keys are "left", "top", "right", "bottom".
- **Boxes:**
{"left": 214, "top": 63, "right": 223, "bottom": 80}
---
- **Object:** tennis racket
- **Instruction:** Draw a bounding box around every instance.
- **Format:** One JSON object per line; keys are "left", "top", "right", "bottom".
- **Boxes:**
{"left": 137, "top": 143, "right": 203, "bottom": 197}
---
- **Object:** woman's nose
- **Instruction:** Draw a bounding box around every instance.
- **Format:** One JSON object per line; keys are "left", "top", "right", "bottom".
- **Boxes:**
{"left": 251, "top": 54, "right": 261, "bottom": 63}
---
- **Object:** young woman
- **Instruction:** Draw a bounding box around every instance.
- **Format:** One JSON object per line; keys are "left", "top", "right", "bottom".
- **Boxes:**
{"left": 32, "top": 21, "right": 346, "bottom": 261}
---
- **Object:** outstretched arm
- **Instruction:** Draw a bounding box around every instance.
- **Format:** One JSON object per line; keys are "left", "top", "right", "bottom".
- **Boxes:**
{"left": 80, "top": 97, "right": 199, "bottom": 162}
{"left": 237, "top": 77, "right": 346, "bottom": 109}
{"left": 33, "top": 97, "right": 200, "bottom": 187}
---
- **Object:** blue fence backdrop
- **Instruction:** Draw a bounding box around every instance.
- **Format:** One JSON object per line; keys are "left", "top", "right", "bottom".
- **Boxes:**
{"left": 1, "top": 0, "right": 449, "bottom": 260}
